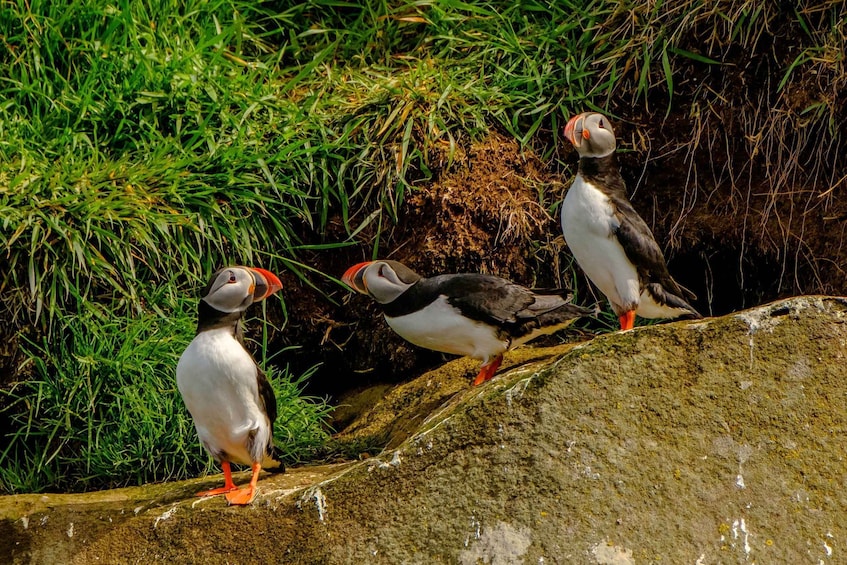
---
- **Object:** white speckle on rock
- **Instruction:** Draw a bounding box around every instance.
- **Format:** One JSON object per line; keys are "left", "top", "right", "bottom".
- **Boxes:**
{"left": 153, "top": 506, "right": 177, "bottom": 528}
{"left": 739, "top": 380, "right": 753, "bottom": 390}
{"left": 20, "top": 516, "right": 28, "bottom": 530}
{"left": 735, "top": 308, "right": 783, "bottom": 335}
{"left": 731, "top": 518, "right": 751, "bottom": 557}
{"left": 824, "top": 539, "right": 833, "bottom": 556}
{"left": 465, "top": 514, "right": 481, "bottom": 547}
{"left": 713, "top": 437, "right": 754, "bottom": 488}
{"left": 191, "top": 496, "right": 215, "bottom": 508}
{"left": 309, "top": 487, "right": 327, "bottom": 522}
{"left": 695, "top": 554, "right": 706, "bottom": 565}
{"left": 459, "top": 521, "right": 531, "bottom": 565}
{"left": 591, "top": 540, "right": 634, "bottom": 564}
{"left": 371, "top": 450, "right": 403, "bottom": 470}
{"left": 66, "top": 522, "right": 74, "bottom": 538}
{"left": 133, "top": 506, "right": 143, "bottom": 515}
{"left": 505, "top": 377, "right": 532, "bottom": 407}
{"left": 735, "top": 304, "right": 788, "bottom": 371}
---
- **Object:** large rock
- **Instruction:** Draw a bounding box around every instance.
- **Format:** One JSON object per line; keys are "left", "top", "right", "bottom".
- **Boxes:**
{"left": 2, "top": 296, "right": 846, "bottom": 564}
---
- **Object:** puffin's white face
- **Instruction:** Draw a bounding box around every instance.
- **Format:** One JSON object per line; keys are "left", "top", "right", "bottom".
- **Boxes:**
{"left": 201, "top": 266, "right": 282, "bottom": 313}
{"left": 564, "top": 112, "right": 616, "bottom": 158}
{"left": 342, "top": 260, "right": 421, "bottom": 304}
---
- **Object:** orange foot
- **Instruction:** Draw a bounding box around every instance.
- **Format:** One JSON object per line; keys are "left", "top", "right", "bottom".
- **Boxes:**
{"left": 225, "top": 485, "right": 256, "bottom": 505}
{"left": 472, "top": 354, "right": 504, "bottom": 386}
{"left": 196, "top": 461, "right": 238, "bottom": 497}
{"left": 225, "top": 462, "right": 261, "bottom": 506}
{"left": 618, "top": 310, "right": 635, "bottom": 331}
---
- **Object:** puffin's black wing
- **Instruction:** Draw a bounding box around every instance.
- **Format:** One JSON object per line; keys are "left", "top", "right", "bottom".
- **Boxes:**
{"left": 256, "top": 364, "right": 278, "bottom": 429}
{"left": 611, "top": 195, "right": 698, "bottom": 304}
{"left": 255, "top": 363, "right": 286, "bottom": 471}
{"left": 435, "top": 274, "right": 553, "bottom": 325}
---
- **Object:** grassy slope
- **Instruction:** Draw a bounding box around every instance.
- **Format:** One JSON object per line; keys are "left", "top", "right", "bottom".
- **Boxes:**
{"left": 1, "top": 0, "right": 843, "bottom": 493}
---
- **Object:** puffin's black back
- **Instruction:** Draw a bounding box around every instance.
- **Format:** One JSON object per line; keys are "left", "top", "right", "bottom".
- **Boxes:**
{"left": 579, "top": 154, "right": 697, "bottom": 304}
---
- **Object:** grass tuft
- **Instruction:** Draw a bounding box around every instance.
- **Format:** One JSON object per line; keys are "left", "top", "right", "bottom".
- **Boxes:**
{"left": 0, "top": 294, "right": 330, "bottom": 494}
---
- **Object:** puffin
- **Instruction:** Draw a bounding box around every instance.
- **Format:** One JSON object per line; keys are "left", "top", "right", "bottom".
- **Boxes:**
{"left": 560, "top": 111, "right": 701, "bottom": 330}
{"left": 342, "top": 260, "right": 593, "bottom": 385}
{"left": 176, "top": 265, "right": 285, "bottom": 505}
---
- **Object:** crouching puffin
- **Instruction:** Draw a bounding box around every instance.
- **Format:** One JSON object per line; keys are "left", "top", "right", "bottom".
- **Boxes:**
{"left": 560, "top": 112, "right": 701, "bottom": 330}
{"left": 176, "top": 266, "right": 285, "bottom": 505}
{"left": 342, "top": 260, "right": 593, "bottom": 385}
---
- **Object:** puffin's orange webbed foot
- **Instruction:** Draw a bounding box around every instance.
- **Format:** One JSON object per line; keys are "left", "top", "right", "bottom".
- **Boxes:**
{"left": 472, "top": 355, "right": 503, "bottom": 386}
{"left": 196, "top": 461, "right": 238, "bottom": 497}
{"left": 619, "top": 310, "right": 635, "bottom": 331}
{"left": 225, "top": 462, "right": 262, "bottom": 506}
{"left": 225, "top": 485, "right": 256, "bottom": 505}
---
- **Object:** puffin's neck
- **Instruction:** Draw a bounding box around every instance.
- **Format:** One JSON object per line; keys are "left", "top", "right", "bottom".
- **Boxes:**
{"left": 196, "top": 300, "right": 245, "bottom": 342}
{"left": 577, "top": 153, "right": 626, "bottom": 196}
{"left": 379, "top": 280, "right": 435, "bottom": 318}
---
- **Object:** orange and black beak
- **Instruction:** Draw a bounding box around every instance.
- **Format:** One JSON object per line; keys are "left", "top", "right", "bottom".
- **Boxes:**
{"left": 564, "top": 112, "right": 590, "bottom": 149}
{"left": 342, "top": 261, "right": 372, "bottom": 294}
{"left": 248, "top": 267, "right": 283, "bottom": 302}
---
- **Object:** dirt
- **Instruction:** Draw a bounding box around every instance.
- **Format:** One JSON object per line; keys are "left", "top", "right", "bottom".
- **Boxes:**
{"left": 277, "top": 11, "right": 846, "bottom": 395}
{"left": 4, "top": 296, "right": 847, "bottom": 564}
{"left": 285, "top": 104, "right": 846, "bottom": 399}
{"left": 286, "top": 133, "right": 572, "bottom": 397}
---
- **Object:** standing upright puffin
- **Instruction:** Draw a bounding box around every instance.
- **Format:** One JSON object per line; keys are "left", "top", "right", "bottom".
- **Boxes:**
{"left": 176, "top": 265, "right": 284, "bottom": 505}
{"left": 342, "top": 260, "right": 593, "bottom": 385}
{"left": 560, "top": 112, "right": 701, "bottom": 330}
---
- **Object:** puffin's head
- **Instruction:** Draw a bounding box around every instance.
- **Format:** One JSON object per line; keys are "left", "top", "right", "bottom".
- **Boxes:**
{"left": 200, "top": 266, "right": 283, "bottom": 313}
{"left": 564, "top": 112, "right": 616, "bottom": 158}
{"left": 341, "top": 260, "right": 421, "bottom": 304}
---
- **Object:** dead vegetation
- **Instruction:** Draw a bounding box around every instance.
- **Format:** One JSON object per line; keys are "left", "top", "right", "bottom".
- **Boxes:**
{"left": 298, "top": 1, "right": 846, "bottom": 394}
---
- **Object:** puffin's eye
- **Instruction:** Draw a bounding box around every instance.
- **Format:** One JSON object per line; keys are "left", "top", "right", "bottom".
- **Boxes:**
{"left": 597, "top": 119, "right": 605, "bottom": 129}
{"left": 228, "top": 272, "right": 237, "bottom": 283}
{"left": 378, "top": 265, "right": 385, "bottom": 277}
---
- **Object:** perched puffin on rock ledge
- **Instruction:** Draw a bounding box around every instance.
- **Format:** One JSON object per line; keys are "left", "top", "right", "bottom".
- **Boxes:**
{"left": 176, "top": 265, "right": 285, "bottom": 505}
{"left": 560, "top": 112, "right": 701, "bottom": 330}
{"left": 342, "top": 260, "right": 593, "bottom": 385}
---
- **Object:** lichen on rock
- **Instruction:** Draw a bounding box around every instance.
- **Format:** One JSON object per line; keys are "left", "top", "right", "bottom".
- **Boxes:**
{"left": 2, "top": 296, "right": 847, "bottom": 564}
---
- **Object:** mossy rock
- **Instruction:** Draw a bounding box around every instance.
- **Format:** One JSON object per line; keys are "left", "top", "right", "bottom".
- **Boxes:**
{"left": 2, "top": 296, "right": 846, "bottom": 564}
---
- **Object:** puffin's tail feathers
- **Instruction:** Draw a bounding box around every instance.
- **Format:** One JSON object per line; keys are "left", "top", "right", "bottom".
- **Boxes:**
{"left": 534, "top": 302, "right": 597, "bottom": 327}
{"left": 262, "top": 446, "right": 286, "bottom": 474}
{"left": 645, "top": 282, "right": 702, "bottom": 319}
{"left": 511, "top": 300, "right": 596, "bottom": 345}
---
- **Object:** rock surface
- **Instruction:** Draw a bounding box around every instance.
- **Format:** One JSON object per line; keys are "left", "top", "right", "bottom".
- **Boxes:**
{"left": 2, "top": 296, "right": 847, "bottom": 564}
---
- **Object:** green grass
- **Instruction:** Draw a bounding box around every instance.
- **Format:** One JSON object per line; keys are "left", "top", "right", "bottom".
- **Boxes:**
{"left": 1, "top": 0, "right": 843, "bottom": 493}
{"left": 0, "top": 293, "right": 330, "bottom": 494}
{"left": 3, "top": 0, "right": 842, "bottom": 319}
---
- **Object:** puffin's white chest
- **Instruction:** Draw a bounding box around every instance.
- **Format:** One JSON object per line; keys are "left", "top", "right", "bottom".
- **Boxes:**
{"left": 385, "top": 296, "right": 507, "bottom": 363}
{"left": 176, "top": 328, "right": 266, "bottom": 465}
{"left": 561, "top": 176, "right": 640, "bottom": 310}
